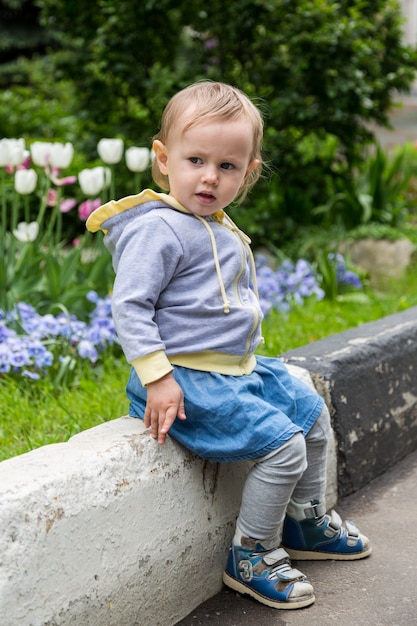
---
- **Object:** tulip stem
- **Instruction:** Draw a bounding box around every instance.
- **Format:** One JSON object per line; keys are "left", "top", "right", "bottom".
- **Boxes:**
{"left": 11, "top": 189, "right": 20, "bottom": 233}
{"left": 0, "top": 169, "right": 7, "bottom": 232}
{"left": 110, "top": 164, "right": 116, "bottom": 201}
{"left": 54, "top": 187, "right": 62, "bottom": 245}
{"left": 134, "top": 172, "right": 141, "bottom": 194}
{"left": 24, "top": 195, "right": 30, "bottom": 223}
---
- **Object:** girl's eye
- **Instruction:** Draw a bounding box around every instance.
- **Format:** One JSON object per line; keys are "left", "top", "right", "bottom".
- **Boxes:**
{"left": 221, "top": 162, "right": 235, "bottom": 171}
{"left": 189, "top": 157, "right": 202, "bottom": 164}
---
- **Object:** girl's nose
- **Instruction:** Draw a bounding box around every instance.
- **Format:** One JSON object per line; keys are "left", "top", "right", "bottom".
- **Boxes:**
{"left": 201, "top": 165, "right": 218, "bottom": 185}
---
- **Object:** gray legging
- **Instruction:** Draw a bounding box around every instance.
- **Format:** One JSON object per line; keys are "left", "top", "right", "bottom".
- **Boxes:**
{"left": 236, "top": 404, "right": 331, "bottom": 548}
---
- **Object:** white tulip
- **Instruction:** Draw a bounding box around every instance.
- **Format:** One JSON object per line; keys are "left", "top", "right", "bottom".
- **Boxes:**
{"left": 0, "top": 138, "right": 26, "bottom": 168}
{"left": 97, "top": 138, "right": 124, "bottom": 164}
{"left": 14, "top": 168, "right": 38, "bottom": 195}
{"left": 13, "top": 221, "right": 39, "bottom": 242}
{"left": 78, "top": 166, "right": 108, "bottom": 196}
{"left": 30, "top": 141, "right": 54, "bottom": 167}
{"left": 0, "top": 139, "right": 10, "bottom": 166}
{"left": 49, "top": 142, "right": 74, "bottom": 169}
{"left": 125, "top": 147, "right": 150, "bottom": 173}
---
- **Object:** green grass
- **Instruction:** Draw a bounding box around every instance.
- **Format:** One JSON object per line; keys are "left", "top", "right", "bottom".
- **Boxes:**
{"left": 1, "top": 264, "right": 417, "bottom": 462}
{"left": 0, "top": 356, "right": 128, "bottom": 462}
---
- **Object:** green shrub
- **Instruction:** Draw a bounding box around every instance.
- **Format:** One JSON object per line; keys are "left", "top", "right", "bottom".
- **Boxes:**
{"left": 30, "top": 0, "right": 417, "bottom": 247}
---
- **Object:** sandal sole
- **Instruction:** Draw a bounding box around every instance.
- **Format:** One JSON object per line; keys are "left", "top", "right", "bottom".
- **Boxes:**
{"left": 222, "top": 571, "right": 315, "bottom": 609}
{"left": 283, "top": 545, "right": 372, "bottom": 561}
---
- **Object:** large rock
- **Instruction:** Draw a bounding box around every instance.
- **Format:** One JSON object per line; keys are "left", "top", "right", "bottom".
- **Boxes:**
{"left": 341, "top": 237, "right": 415, "bottom": 284}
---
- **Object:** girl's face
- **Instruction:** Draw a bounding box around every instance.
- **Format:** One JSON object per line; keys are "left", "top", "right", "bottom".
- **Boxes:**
{"left": 153, "top": 114, "right": 260, "bottom": 217}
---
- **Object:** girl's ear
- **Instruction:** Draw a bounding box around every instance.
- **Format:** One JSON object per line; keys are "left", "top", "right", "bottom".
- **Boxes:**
{"left": 245, "top": 158, "right": 261, "bottom": 179}
{"left": 152, "top": 140, "right": 169, "bottom": 175}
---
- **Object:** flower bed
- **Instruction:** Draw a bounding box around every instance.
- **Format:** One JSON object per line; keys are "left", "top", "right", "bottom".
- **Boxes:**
{"left": 0, "top": 292, "right": 119, "bottom": 382}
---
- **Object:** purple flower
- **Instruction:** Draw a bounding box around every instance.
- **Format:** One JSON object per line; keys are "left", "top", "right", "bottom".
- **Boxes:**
{"left": 77, "top": 339, "right": 98, "bottom": 362}
{"left": 10, "top": 349, "right": 32, "bottom": 368}
{"left": 0, "top": 344, "right": 11, "bottom": 372}
{"left": 0, "top": 322, "right": 16, "bottom": 342}
{"left": 34, "top": 349, "right": 54, "bottom": 368}
{"left": 86, "top": 290, "right": 100, "bottom": 303}
{"left": 255, "top": 255, "right": 324, "bottom": 315}
{"left": 328, "top": 253, "right": 362, "bottom": 289}
{"left": 1, "top": 292, "right": 118, "bottom": 380}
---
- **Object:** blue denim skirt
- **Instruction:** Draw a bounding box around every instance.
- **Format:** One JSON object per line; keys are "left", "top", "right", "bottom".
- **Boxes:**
{"left": 126, "top": 354, "right": 324, "bottom": 463}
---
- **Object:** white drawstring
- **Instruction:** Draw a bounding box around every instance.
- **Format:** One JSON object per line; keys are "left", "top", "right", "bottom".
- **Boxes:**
{"left": 194, "top": 215, "right": 231, "bottom": 314}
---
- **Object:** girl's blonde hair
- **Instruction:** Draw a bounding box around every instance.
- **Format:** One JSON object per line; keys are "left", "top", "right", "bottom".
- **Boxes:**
{"left": 152, "top": 81, "right": 263, "bottom": 202}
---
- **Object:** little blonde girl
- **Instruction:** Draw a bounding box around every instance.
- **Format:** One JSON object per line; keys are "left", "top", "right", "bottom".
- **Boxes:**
{"left": 87, "top": 81, "right": 371, "bottom": 610}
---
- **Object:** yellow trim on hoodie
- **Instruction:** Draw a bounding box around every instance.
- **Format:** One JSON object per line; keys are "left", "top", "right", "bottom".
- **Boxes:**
{"left": 169, "top": 351, "right": 257, "bottom": 376}
{"left": 131, "top": 349, "right": 257, "bottom": 387}
{"left": 131, "top": 350, "right": 174, "bottom": 387}
{"left": 85, "top": 189, "right": 180, "bottom": 233}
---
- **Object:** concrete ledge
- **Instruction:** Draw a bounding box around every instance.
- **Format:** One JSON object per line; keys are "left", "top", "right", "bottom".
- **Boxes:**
{"left": 0, "top": 366, "right": 336, "bottom": 626}
{"left": 282, "top": 306, "right": 417, "bottom": 497}
{"left": 0, "top": 418, "right": 249, "bottom": 626}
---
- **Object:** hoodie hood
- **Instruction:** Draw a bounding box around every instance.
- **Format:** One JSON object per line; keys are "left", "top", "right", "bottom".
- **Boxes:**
{"left": 86, "top": 190, "right": 180, "bottom": 267}
{"left": 86, "top": 189, "right": 192, "bottom": 234}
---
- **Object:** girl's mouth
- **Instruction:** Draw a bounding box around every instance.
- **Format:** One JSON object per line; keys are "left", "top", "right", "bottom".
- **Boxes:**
{"left": 197, "top": 191, "right": 215, "bottom": 203}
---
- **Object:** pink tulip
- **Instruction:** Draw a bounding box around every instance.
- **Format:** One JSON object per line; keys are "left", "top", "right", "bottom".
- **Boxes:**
{"left": 60, "top": 198, "right": 77, "bottom": 213}
{"left": 49, "top": 167, "right": 77, "bottom": 186}
{"left": 46, "top": 189, "right": 57, "bottom": 207}
{"left": 78, "top": 198, "right": 101, "bottom": 221}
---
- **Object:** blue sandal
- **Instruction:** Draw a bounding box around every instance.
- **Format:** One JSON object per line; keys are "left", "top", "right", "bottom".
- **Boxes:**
{"left": 223, "top": 539, "right": 315, "bottom": 609}
{"left": 282, "top": 499, "right": 372, "bottom": 560}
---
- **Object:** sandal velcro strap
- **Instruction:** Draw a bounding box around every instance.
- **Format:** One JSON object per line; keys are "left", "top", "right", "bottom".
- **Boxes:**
{"left": 345, "top": 520, "right": 360, "bottom": 546}
{"left": 303, "top": 500, "right": 327, "bottom": 519}
{"left": 276, "top": 566, "right": 306, "bottom": 582}
{"left": 324, "top": 510, "right": 342, "bottom": 537}
{"left": 323, "top": 512, "right": 361, "bottom": 546}
{"left": 263, "top": 547, "right": 290, "bottom": 565}
{"left": 262, "top": 548, "right": 305, "bottom": 582}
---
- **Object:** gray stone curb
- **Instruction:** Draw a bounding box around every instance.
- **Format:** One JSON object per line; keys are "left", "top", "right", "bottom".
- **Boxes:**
{"left": 282, "top": 306, "right": 417, "bottom": 496}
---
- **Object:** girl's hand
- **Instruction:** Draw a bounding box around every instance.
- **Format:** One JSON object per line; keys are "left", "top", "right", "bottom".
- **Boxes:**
{"left": 144, "top": 373, "right": 186, "bottom": 445}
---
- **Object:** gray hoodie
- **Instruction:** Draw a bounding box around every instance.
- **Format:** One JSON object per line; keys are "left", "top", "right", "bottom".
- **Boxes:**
{"left": 86, "top": 189, "right": 263, "bottom": 385}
